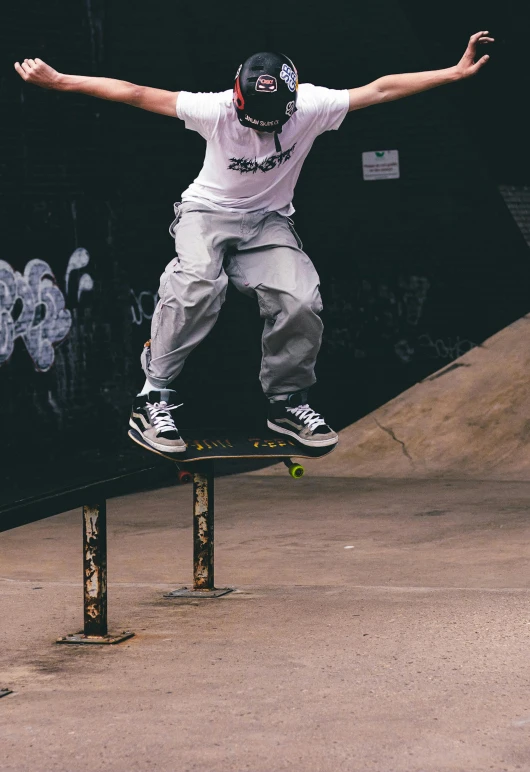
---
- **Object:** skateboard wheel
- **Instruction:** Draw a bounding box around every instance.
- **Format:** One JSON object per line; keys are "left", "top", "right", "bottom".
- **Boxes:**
{"left": 288, "top": 463, "right": 304, "bottom": 479}
{"left": 177, "top": 470, "right": 192, "bottom": 485}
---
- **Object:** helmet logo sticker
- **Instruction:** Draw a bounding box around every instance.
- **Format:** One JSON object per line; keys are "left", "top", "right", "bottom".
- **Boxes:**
{"left": 256, "top": 74, "right": 277, "bottom": 92}
{"left": 280, "top": 63, "right": 297, "bottom": 92}
{"left": 285, "top": 100, "right": 296, "bottom": 117}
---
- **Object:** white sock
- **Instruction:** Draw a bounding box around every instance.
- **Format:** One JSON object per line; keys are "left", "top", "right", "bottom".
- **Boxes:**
{"left": 268, "top": 394, "right": 289, "bottom": 403}
{"left": 138, "top": 378, "right": 159, "bottom": 396}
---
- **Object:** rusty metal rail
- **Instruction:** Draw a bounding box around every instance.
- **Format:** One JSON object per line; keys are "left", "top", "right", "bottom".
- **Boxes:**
{"left": 193, "top": 464, "right": 215, "bottom": 589}
{"left": 1, "top": 455, "right": 233, "bottom": 654}
{"left": 165, "top": 461, "right": 233, "bottom": 599}
{"left": 57, "top": 501, "right": 134, "bottom": 645}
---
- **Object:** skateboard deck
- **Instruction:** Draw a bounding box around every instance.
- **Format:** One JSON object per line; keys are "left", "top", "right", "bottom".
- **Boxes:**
{"left": 128, "top": 427, "right": 336, "bottom": 463}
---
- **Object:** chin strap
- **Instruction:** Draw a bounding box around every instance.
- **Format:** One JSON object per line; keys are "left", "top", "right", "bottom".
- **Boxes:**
{"left": 274, "top": 130, "right": 282, "bottom": 153}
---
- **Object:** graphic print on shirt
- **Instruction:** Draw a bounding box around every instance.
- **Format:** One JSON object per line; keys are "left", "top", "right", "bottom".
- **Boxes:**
{"left": 228, "top": 143, "right": 297, "bottom": 174}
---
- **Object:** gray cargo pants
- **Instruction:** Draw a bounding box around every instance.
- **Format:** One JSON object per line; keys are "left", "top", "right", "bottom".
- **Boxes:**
{"left": 141, "top": 202, "right": 324, "bottom": 396}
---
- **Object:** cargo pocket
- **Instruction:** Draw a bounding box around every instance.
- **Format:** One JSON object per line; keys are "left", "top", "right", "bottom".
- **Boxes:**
{"left": 225, "top": 254, "right": 262, "bottom": 292}
{"left": 157, "top": 257, "right": 180, "bottom": 306}
{"left": 287, "top": 217, "right": 303, "bottom": 250}
{"left": 168, "top": 201, "right": 183, "bottom": 238}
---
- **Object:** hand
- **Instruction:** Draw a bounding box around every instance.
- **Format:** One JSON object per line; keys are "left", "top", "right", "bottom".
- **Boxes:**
{"left": 455, "top": 31, "right": 494, "bottom": 79}
{"left": 14, "top": 58, "right": 62, "bottom": 89}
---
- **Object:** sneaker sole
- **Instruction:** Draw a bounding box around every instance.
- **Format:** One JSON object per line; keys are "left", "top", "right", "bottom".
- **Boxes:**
{"left": 128, "top": 419, "right": 187, "bottom": 454}
{"left": 267, "top": 420, "right": 338, "bottom": 448}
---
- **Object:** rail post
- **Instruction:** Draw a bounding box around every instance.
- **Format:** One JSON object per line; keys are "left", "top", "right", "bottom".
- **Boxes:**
{"left": 193, "top": 463, "right": 215, "bottom": 590}
{"left": 57, "top": 501, "right": 134, "bottom": 644}
{"left": 164, "top": 461, "right": 232, "bottom": 599}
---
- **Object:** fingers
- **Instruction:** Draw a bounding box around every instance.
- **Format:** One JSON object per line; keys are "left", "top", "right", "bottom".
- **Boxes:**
{"left": 461, "top": 30, "right": 494, "bottom": 75}
{"left": 467, "top": 54, "right": 491, "bottom": 77}
{"left": 469, "top": 31, "right": 495, "bottom": 47}
{"left": 474, "top": 54, "right": 491, "bottom": 70}
{"left": 13, "top": 58, "right": 45, "bottom": 81}
{"left": 470, "top": 30, "right": 488, "bottom": 44}
{"left": 467, "top": 31, "right": 494, "bottom": 54}
{"left": 14, "top": 61, "right": 32, "bottom": 80}
{"left": 14, "top": 58, "right": 34, "bottom": 78}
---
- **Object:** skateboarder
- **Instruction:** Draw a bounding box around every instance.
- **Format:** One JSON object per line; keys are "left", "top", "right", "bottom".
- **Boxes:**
{"left": 15, "top": 32, "right": 492, "bottom": 453}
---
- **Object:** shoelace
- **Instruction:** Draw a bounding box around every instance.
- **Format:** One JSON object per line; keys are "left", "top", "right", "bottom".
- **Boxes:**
{"left": 146, "top": 400, "right": 182, "bottom": 433}
{"left": 286, "top": 404, "right": 327, "bottom": 433}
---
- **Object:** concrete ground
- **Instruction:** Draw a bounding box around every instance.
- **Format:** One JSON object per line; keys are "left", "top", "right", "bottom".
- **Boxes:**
{"left": 1, "top": 474, "right": 530, "bottom": 771}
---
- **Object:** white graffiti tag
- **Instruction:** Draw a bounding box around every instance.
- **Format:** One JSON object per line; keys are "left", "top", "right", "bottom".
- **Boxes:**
{"left": 0, "top": 259, "right": 72, "bottom": 371}
{"left": 130, "top": 288, "right": 159, "bottom": 325}
{"left": 65, "top": 248, "right": 94, "bottom": 302}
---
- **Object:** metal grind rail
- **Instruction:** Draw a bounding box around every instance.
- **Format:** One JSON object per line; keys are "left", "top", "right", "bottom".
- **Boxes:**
{"left": 2, "top": 429, "right": 325, "bottom": 676}
{"left": 0, "top": 457, "right": 234, "bottom": 699}
{"left": 1, "top": 458, "right": 236, "bottom": 671}
{"left": 0, "top": 446, "right": 312, "bottom": 697}
{"left": 56, "top": 462, "right": 234, "bottom": 643}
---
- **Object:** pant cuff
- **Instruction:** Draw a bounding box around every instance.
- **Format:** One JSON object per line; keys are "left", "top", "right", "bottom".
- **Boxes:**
{"left": 264, "top": 383, "right": 315, "bottom": 400}
{"left": 140, "top": 345, "right": 175, "bottom": 390}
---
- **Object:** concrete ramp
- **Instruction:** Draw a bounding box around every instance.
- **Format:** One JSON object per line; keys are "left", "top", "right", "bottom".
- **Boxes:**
{"left": 257, "top": 313, "right": 530, "bottom": 480}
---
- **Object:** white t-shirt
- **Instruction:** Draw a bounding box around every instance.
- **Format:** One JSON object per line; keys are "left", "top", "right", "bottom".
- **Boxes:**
{"left": 176, "top": 83, "right": 350, "bottom": 216}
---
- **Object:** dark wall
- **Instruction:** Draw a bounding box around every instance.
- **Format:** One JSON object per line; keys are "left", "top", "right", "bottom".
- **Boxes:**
{"left": 400, "top": 0, "right": 530, "bottom": 185}
{"left": 2, "top": 0, "right": 529, "bottom": 478}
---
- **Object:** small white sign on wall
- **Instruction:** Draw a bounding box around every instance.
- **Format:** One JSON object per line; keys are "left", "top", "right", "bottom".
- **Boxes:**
{"left": 362, "top": 150, "right": 400, "bottom": 180}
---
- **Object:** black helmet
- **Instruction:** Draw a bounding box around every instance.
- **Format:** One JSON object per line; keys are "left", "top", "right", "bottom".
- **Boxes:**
{"left": 233, "top": 52, "right": 298, "bottom": 134}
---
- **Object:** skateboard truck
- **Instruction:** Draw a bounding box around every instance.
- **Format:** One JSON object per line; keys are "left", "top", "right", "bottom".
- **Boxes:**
{"left": 176, "top": 466, "right": 193, "bottom": 485}
{"left": 283, "top": 458, "right": 305, "bottom": 478}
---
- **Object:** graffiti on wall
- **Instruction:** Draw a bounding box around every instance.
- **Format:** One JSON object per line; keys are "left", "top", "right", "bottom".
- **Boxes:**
{"left": 418, "top": 333, "right": 477, "bottom": 361}
{"left": 130, "top": 288, "right": 158, "bottom": 326}
{"left": 65, "top": 247, "right": 94, "bottom": 303}
{"left": 325, "top": 274, "right": 479, "bottom": 365}
{"left": 0, "top": 248, "right": 93, "bottom": 371}
{"left": 325, "top": 274, "right": 432, "bottom": 360}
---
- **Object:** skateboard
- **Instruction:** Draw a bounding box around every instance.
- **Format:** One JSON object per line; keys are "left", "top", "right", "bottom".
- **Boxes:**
{"left": 128, "top": 427, "right": 336, "bottom": 481}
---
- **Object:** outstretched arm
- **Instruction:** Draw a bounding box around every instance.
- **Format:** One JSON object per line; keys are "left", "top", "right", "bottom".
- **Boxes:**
{"left": 14, "top": 58, "right": 179, "bottom": 117}
{"left": 348, "top": 31, "right": 494, "bottom": 112}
